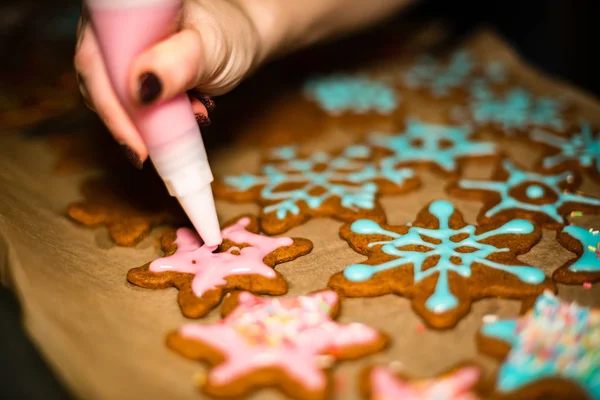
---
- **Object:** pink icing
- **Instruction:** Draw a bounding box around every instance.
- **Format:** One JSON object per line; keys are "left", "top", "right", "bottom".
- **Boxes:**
{"left": 149, "top": 217, "right": 294, "bottom": 296}
{"left": 370, "top": 365, "right": 481, "bottom": 400}
{"left": 179, "top": 291, "right": 381, "bottom": 390}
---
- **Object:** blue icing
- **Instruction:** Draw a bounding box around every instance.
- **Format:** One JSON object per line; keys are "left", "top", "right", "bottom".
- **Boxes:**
{"left": 525, "top": 184, "right": 545, "bottom": 199}
{"left": 467, "top": 83, "right": 564, "bottom": 134}
{"left": 532, "top": 122, "right": 600, "bottom": 174}
{"left": 303, "top": 74, "right": 399, "bottom": 115}
{"left": 224, "top": 145, "right": 415, "bottom": 220}
{"left": 458, "top": 159, "right": 600, "bottom": 224}
{"left": 479, "top": 291, "right": 600, "bottom": 399}
{"left": 368, "top": 118, "right": 496, "bottom": 173}
{"left": 562, "top": 225, "right": 600, "bottom": 273}
{"left": 344, "top": 200, "right": 545, "bottom": 313}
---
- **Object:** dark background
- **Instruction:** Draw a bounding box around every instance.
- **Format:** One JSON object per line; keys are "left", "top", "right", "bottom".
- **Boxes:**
{"left": 0, "top": 0, "right": 598, "bottom": 398}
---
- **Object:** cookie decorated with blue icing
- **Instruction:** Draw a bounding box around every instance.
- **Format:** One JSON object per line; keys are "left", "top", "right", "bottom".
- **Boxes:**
{"left": 553, "top": 225, "right": 600, "bottom": 284}
{"left": 302, "top": 73, "right": 403, "bottom": 133}
{"left": 328, "top": 199, "right": 555, "bottom": 329}
{"left": 454, "top": 80, "right": 572, "bottom": 137}
{"left": 214, "top": 145, "right": 420, "bottom": 235}
{"left": 367, "top": 118, "right": 498, "bottom": 176}
{"left": 531, "top": 122, "right": 600, "bottom": 182}
{"left": 448, "top": 159, "right": 600, "bottom": 230}
{"left": 401, "top": 49, "right": 507, "bottom": 99}
{"left": 477, "top": 291, "right": 600, "bottom": 400}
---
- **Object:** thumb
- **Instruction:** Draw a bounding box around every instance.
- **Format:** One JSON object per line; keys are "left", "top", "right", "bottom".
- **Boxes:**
{"left": 128, "top": 28, "right": 209, "bottom": 106}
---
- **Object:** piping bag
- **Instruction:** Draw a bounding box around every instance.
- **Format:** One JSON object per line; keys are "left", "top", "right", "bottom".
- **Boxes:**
{"left": 85, "top": 0, "right": 222, "bottom": 247}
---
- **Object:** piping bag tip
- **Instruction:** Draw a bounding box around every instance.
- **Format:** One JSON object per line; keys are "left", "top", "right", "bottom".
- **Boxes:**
{"left": 178, "top": 185, "right": 222, "bottom": 247}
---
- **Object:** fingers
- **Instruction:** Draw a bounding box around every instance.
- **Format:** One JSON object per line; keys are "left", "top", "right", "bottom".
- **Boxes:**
{"left": 129, "top": 29, "right": 206, "bottom": 106}
{"left": 74, "top": 23, "right": 148, "bottom": 165}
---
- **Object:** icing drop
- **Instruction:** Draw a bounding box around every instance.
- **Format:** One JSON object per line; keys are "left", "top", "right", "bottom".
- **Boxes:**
{"left": 458, "top": 159, "right": 600, "bottom": 224}
{"left": 368, "top": 119, "right": 496, "bottom": 173}
{"left": 532, "top": 122, "right": 600, "bottom": 174}
{"left": 178, "top": 291, "right": 381, "bottom": 391}
{"left": 562, "top": 226, "right": 600, "bottom": 272}
{"left": 525, "top": 184, "right": 544, "bottom": 199}
{"left": 303, "top": 74, "right": 399, "bottom": 115}
{"left": 343, "top": 200, "right": 545, "bottom": 313}
{"left": 479, "top": 291, "right": 600, "bottom": 399}
{"left": 225, "top": 145, "right": 415, "bottom": 220}
{"left": 370, "top": 365, "right": 481, "bottom": 400}
{"left": 149, "top": 217, "right": 293, "bottom": 296}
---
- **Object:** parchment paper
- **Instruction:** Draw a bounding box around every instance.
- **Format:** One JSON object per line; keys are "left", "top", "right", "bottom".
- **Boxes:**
{"left": 1, "top": 29, "right": 599, "bottom": 400}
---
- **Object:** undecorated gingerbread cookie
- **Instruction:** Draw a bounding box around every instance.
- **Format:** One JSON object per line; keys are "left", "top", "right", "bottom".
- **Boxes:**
{"left": 448, "top": 159, "right": 600, "bottom": 230}
{"left": 167, "top": 290, "right": 388, "bottom": 400}
{"left": 127, "top": 215, "right": 312, "bottom": 318}
{"left": 478, "top": 291, "right": 599, "bottom": 400}
{"left": 214, "top": 144, "right": 420, "bottom": 235}
{"left": 553, "top": 225, "right": 600, "bottom": 284}
{"left": 328, "top": 199, "right": 555, "bottom": 329}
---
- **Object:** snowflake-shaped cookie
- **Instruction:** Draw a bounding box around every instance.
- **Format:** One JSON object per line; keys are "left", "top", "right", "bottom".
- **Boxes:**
{"left": 553, "top": 225, "right": 600, "bottom": 284}
{"left": 456, "top": 81, "right": 568, "bottom": 136}
{"left": 531, "top": 122, "right": 600, "bottom": 181}
{"left": 67, "top": 175, "right": 185, "bottom": 246}
{"left": 167, "top": 290, "right": 387, "bottom": 400}
{"left": 402, "top": 50, "right": 506, "bottom": 97}
{"left": 328, "top": 200, "right": 555, "bottom": 329}
{"left": 214, "top": 145, "right": 420, "bottom": 234}
{"left": 448, "top": 159, "right": 600, "bottom": 229}
{"left": 127, "top": 215, "right": 313, "bottom": 318}
{"left": 303, "top": 74, "right": 400, "bottom": 115}
{"left": 368, "top": 118, "right": 497, "bottom": 175}
{"left": 364, "top": 364, "right": 482, "bottom": 400}
{"left": 479, "top": 291, "right": 600, "bottom": 400}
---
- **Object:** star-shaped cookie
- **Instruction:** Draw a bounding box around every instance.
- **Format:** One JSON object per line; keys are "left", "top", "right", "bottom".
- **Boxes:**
{"left": 167, "top": 290, "right": 388, "bottom": 400}
{"left": 328, "top": 200, "right": 556, "bottom": 329}
{"left": 127, "top": 215, "right": 313, "bottom": 318}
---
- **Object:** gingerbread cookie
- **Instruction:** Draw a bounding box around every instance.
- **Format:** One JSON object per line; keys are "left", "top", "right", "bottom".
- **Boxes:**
{"left": 214, "top": 144, "right": 420, "bottom": 235}
{"left": 127, "top": 215, "right": 312, "bottom": 318}
{"left": 552, "top": 225, "right": 600, "bottom": 284}
{"left": 454, "top": 80, "right": 571, "bottom": 136}
{"left": 328, "top": 199, "right": 555, "bottom": 329}
{"left": 401, "top": 49, "right": 507, "bottom": 99}
{"left": 361, "top": 363, "right": 483, "bottom": 400}
{"left": 302, "top": 73, "right": 403, "bottom": 133}
{"left": 478, "top": 291, "right": 599, "bottom": 400}
{"left": 367, "top": 118, "right": 498, "bottom": 176}
{"left": 166, "top": 290, "right": 388, "bottom": 400}
{"left": 67, "top": 175, "right": 185, "bottom": 246}
{"left": 448, "top": 159, "right": 600, "bottom": 229}
{"left": 531, "top": 122, "right": 600, "bottom": 181}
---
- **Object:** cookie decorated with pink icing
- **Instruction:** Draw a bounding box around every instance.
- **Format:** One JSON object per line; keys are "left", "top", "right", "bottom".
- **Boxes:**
{"left": 361, "top": 364, "right": 483, "bottom": 400}
{"left": 477, "top": 290, "right": 600, "bottom": 400}
{"left": 127, "top": 215, "right": 313, "bottom": 318}
{"left": 167, "top": 290, "right": 388, "bottom": 400}
{"left": 214, "top": 144, "right": 420, "bottom": 235}
{"left": 328, "top": 200, "right": 556, "bottom": 329}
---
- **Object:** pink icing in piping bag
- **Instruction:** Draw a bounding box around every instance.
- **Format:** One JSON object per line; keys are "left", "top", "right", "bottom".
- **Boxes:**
{"left": 85, "top": 0, "right": 222, "bottom": 246}
{"left": 150, "top": 217, "right": 293, "bottom": 295}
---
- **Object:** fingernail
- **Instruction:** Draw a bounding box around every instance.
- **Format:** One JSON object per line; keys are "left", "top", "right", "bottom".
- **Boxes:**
{"left": 198, "top": 95, "right": 216, "bottom": 111}
{"left": 195, "top": 114, "right": 211, "bottom": 126}
{"left": 138, "top": 72, "right": 162, "bottom": 105}
{"left": 120, "top": 144, "right": 144, "bottom": 169}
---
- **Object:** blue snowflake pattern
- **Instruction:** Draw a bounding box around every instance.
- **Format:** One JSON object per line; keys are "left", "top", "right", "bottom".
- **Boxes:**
{"left": 223, "top": 145, "right": 416, "bottom": 221}
{"left": 455, "top": 159, "right": 600, "bottom": 226}
{"left": 303, "top": 74, "right": 399, "bottom": 115}
{"left": 368, "top": 118, "right": 497, "bottom": 173}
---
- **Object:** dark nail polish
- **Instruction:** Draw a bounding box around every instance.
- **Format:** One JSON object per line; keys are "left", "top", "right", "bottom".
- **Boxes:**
{"left": 138, "top": 72, "right": 162, "bottom": 105}
{"left": 120, "top": 144, "right": 144, "bottom": 169}
{"left": 195, "top": 114, "right": 211, "bottom": 127}
{"left": 198, "top": 95, "right": 216, "bottom": 111}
